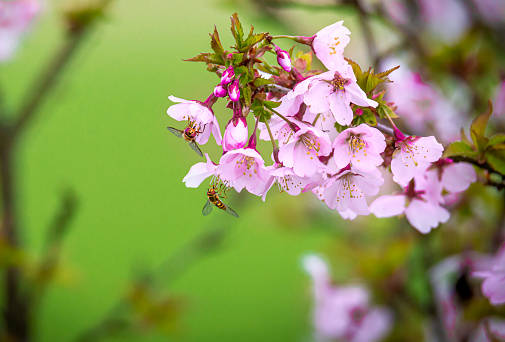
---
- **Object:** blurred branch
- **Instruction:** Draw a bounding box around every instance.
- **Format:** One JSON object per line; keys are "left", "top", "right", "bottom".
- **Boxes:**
{"left": 346, "top": 0, "right": 379, "bottom": 67}
{"left": 34, "top": 189, "right": 79, "bottom": 296}
{"left": 12, "top": 30, "right": 88, "bottom": 136}
{"left": 0, "top": 1, "right": 114, "bottom": 340}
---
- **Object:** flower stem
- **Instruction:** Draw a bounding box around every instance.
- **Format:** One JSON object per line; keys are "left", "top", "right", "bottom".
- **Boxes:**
{"left": 269, "top": 108, "right": 299, "bottom": 132}
{"left": 264, "top": 120, "right": 280, "bottom": 163}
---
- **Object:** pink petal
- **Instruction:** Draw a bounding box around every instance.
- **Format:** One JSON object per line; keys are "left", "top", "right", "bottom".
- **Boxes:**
{"left": 405, "top": 199, "right": 450, "bottom": 234}
{"left": 441, "top": 162, "right": 476, "bottom": 193}
{"left": 345, "top": 82, "right": 378, "bottom": 108}
{"left": 329, "top": 91, "right": 353, "bottom": 126}
{"left": 369, "top": 195, "right": 406, "bottom": 217}
{"left": 304, "top": 81, "right": 332, "bottom": 113}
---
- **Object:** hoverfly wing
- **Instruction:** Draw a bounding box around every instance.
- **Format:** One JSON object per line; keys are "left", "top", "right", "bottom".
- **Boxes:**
{"left": 202, "top": 200, "right": 213, "bottom": 216}
{"left": 222, "top": 204, "right": 239, "bottom": 218}
{"left": 188, "top": 140, "right": 204, "bottom": 157}
{"left": 167, "top": 126, "right": 184, "bottom": 138}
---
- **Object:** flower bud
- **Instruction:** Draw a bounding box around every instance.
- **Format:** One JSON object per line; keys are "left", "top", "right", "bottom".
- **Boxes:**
{"left": 275, "top": 46, "right": 292, "bottom": 72}
{"left": 223, "top": 117, "right": 248, "bottom": 152}
{"left": 229, "top": 80, "right": 240, "bottom": 102}
{"left": 214, "top": 84, "right": 227, "bottom": 98}
{"left": 220, "top": 66, "right": 234, "bottom": 85}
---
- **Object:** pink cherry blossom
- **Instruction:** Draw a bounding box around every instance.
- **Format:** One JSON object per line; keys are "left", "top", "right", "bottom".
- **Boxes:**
{"left": 278, "top": 125, "right": 332, "bottom": 177}
{"left": 274, "top": 45, "right": 291, "bottom": 72}
{"left": 223, "top": 117, "right": 248, "bottom": 152}
{"left": 390, "top": 133, "right": 444, "bottom": 186}
{"left": 474, "top": 245, "right": 505, "bottom": 306}
{"left": 323, "top": 167, "right": 384, "bottom": 216}
{"left": 0, "top": 0, "right": 39, "bottom": 62}
{"left": 182, "top": 153, "right": 217, "bottom": 188}
{"left": 167, "top": 95, "right": 222, "bottom": 145}
{"left": 369, "top": 177, "right": 450, "bottom": 234}
{"left": 216, "top": 148, "right": 268, "bottom": 195}
{"left": 303, "top": 64, "right": 378, "bottom": 126}
{"left": 333, "top": 124, "right": 386, "bottom": 173}
{"left": 302, "top": 254, "right": 393, "bottom": 342}
{"left": 312, "top": 21, "right": 351, "bottom": 70}
{"left": 259, "top": 163, "right": 321, "bottom": 201}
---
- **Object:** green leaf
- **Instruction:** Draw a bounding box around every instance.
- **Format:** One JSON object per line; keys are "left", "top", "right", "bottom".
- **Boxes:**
{"left": 360, "top": 108, "right": 377, "bottom": 126}
{"left": 263, "top": 100, "right": 281, "bottom": 109}
{"left": 183, "top": 53, "right": 224, "bottom": 65}
{"left": 486, "top": 134, "right": 505, "bottom": 149}
{"left": 250, "top": 99, "right": 263, "bottom": 112}
{"left": 376, "top": 65, "right": 400, "bottom": 79}
{"left": 377, "top": 103, "right": 398, "bottom": 119}
{"left": 470, "top": 101, "right": 493, "bottom": 151}
{"left": 253, "top": 78, "right": 273, "bottom": 87}
{"left": 485, "top": 148, "right": 505, "bottom": 175}
{"left": 364, "top": 73, "right": 386, "bottom": 94}
{"left": 239, "top": 72, "right": 253, "bottom": 86}
{"left": 443, "top": 141, "right": 477, "bottom": 158}
{"left": 231, "top": 53, "right": 245, "bottom": 66}
{"left": 334, "top": 122, "right": 347, "bottom": 133}
{"left": 242, "top": 86, "right": 252, "bottom": 107}
{"left": 209, "top": 25, "right": 224, "bottom": 55}
{"left": 345, "top": 58, "right": 362, "bottom": 79}
{"left": 240, "top": 33, "right": 267, "bottom": 52}
{"left": 231, "top": 13, "right": 244, "bottom": 49}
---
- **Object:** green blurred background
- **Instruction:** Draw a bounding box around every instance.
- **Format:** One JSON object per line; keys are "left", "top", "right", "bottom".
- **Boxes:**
{"left": 0, "top": 0, "right": 384, "bottom": 340}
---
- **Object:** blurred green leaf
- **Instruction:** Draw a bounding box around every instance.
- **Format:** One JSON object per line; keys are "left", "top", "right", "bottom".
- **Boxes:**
{"left": 485, "top": 148, "right": 505, "bottom": 175}
{"left": 443, "top": 141, "right": 477, "bottom": 158}
{"left": 470, "top": 101, "right": 493, "bottom": 151}
{"left": 486, "top": 134, "right": 505, "bottom": 149}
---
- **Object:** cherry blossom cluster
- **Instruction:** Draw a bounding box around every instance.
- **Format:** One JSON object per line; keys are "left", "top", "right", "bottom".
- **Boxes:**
{"left": 0, "top": 0, "right": 39, "bottom": 62}
{"left": 166, "top": 17, "right": 477, "bottom": 233}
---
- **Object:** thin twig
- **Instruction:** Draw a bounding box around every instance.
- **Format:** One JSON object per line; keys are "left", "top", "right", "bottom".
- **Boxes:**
{"left": 12, "top": 30, "right": 87, "bottom": 136}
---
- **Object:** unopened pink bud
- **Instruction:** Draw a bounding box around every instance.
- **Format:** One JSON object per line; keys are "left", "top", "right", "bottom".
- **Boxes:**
{"left": 221, "top": 66, "right": 234, "bottom": 85}
{"left": 355, "top": 108, "right": 363, "bottom": 116}
{"left": 214, "top": 84, "right": 227, "bottom": 97}
{"left": 223, "top": 118, "right": 248, "bottom": 152}
{"left": 393, "top": 127, "right": 406, "bottom": 142}
{"left": 229, "top": 80, "right": 240, "bottom": 102}
{"left": 275, "top": 46, "right": 291, "bottom": 72}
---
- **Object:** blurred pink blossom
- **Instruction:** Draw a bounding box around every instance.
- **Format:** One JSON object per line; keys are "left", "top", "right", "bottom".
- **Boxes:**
{"left": 0, "top": 0, "right": 39, "bottom": 61}
{"left": 474, "top": 245, "right": 505, "bottom": 306}
{"left": 302, "top": 254, "right": 393, "bottom": 342}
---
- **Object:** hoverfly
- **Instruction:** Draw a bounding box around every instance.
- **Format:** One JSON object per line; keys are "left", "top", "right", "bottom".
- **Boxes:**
{"left": 202, "top": 180, "right": 239, "bottom": 218}
{"left": 167, "top": 119, "right": 205, "bottom": 157}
